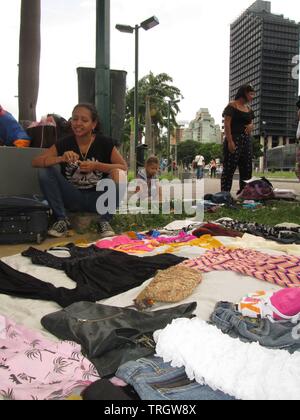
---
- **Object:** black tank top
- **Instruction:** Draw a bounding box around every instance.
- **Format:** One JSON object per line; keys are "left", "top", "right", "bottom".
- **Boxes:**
{"left": 223, "top": 105, "right": 255, "bottom": 140}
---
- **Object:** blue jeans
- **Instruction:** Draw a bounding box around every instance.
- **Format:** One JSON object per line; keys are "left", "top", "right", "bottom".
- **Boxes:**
{"left": 116, "top": 356, "right": 235, "bottom": 401}
{"left": 196, "top": 167, "right": 204, "bottom": 180}
{"left": 210, "top": 302, "right": 300, "bottom": 353}
{"left": 38, "top": 166, "right": 119, "bottom": 222}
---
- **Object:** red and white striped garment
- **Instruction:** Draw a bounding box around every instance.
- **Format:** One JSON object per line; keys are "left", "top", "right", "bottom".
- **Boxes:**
{"left": 181, "top": 248, "right": 300, "bottom": 288}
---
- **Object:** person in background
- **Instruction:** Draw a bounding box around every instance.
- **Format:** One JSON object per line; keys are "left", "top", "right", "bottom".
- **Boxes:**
{"left": 210, "top": 159, "right": 217, "bottom": 178}
{"left": 221, "top": 84, "right": 255, "bottom": 194}
{"left": 137, "top": 156, "right": 161, "bottom": 201}
{"left": 194, "top": 154, "right": 205, "bottom": 180}
{"left": 0, "top": 105, "right": 31, "bottom": 147}
{"left": 32, "top": 103, "right": 127, "bottom": 238}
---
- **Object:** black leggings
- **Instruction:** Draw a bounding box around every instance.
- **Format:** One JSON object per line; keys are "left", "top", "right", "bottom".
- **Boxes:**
{"left": 221, "top": 135, "right": 252, "bottom": 193}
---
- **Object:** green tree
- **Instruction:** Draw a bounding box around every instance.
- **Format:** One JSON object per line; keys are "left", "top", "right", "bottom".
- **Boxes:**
{"left": 19, "top": 0, "right": 41, "bottom": 121}
{"left": 252, "top": 137, "right": 264, "bottom": 160}
{"left": 198, "top": 143, "right": 223, "bottom": 163}
{"left": 177, "top": 141, "right": 200, "bottom": 165}
{"left": 177, "top": 141, "right": 223, "bottom": 166}
{"left": 125, "top": 72, "right": 183, "bottom": 154}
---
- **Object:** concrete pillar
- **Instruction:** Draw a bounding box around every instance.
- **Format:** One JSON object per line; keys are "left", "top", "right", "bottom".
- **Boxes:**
{"left": 267, "top": 136, "right": 273, "bottom": 150}
{"left": 278, "top": 136, "right": 284, "bottom": 147}
{"left": 286, "top": 137, "right": 290, "bottom": 146}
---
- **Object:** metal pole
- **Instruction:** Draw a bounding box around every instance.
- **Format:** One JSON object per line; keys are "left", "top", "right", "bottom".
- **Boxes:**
{"left": 95, "top": 0, "right": 111, "bottom": 137}
{"left": 167, "top": 101, "right": 171, "bottom": 172}
{"left": 134, "top": 25, "right": 139, "bottom": 175}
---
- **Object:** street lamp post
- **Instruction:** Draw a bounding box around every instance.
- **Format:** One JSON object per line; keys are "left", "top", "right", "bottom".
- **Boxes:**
{"left": 167, "top": 100, "right": 180, "bottom": 172}
{"left": 116, "top": 16, "right": 159, "bottom": 174}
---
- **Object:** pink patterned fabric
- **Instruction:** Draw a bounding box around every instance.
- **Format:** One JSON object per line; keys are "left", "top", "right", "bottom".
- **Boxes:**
{"left": 96, "top": 233, "right": 197, "bottom": 254}
{"left": 155, "top": 232, "right": 196, "bottom": 245}
{"left": 181, "top": 248, "right": 300, "bottom": 288}
{"left": 96, "top": 236, "right": 156, "bottom": 253}
{"left": 0, "top": 316, "right": 100, "bottom": 400}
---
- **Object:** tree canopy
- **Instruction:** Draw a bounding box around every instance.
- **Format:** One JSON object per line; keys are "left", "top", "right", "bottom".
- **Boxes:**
{"left": 123, "top": 72, "right": 183, "bottom": 156}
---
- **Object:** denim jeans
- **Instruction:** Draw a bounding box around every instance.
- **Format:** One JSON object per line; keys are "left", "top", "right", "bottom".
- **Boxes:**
{"left": 210, "top": 302, "right": 300, "bottom": 353}
{"left": 116, "top": 356, "right": 235, "bottom": 401}
{"left": 196, "top": 167, "right": 204, "bottom": 180}
{"left": 38, "top": 166, "right": 119, "bottom": 222}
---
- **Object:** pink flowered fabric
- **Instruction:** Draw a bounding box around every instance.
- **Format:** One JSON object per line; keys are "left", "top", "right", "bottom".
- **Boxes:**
{"left": 0, "top": 316, "right": 99, "bottom": 400}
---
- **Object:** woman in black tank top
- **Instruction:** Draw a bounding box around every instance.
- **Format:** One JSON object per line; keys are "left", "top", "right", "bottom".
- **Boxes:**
{"left": 221, "top": 84, "right": 255, "bottom": 194}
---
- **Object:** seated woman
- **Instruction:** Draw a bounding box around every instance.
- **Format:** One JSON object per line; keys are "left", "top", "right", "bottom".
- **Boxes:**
{"left": 32, "top": 103, "right": 127, "bottom": 238}
{"left": 0, "top": 105, "right": 31, "bottom": 147}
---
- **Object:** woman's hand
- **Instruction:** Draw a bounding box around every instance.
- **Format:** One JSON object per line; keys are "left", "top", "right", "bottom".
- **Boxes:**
{"left": 245, "top": 123, "right": 254, "bottom": 136}
{"left": 227, "top": 141, "right": 236, "bottom": 154}
{"left": 78, "top": 161, "right": 98, "bottom": 173}
{"left": 62, "top": 151, "right": 80, "bottom": 164}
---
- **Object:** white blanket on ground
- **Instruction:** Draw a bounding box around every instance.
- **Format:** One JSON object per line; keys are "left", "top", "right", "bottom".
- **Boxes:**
{"left": 0, "top": 238, "right": 283, "bottom": 335}
{"left": 0, "top": 236, "right": 288, "bottom": 400}
{"left": 154, "top": 318, "right": 300, "bottom": 401}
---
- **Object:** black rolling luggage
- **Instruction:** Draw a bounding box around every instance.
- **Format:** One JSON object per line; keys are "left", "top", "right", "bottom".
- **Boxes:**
{"left": 0, "top": 197, "right": 49, "bottom": 244}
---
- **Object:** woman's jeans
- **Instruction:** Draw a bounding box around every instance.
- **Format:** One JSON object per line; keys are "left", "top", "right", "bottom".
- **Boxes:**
{"left": 38, "top": 166, "right": 120, "bottom": 222}
{"left": 116, "top": 356, "right": 235, "bottom": 401}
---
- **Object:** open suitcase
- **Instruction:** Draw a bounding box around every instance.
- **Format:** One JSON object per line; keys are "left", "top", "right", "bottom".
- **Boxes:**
{"left": 0, "top": 196, "right": 50, "bottom": 244}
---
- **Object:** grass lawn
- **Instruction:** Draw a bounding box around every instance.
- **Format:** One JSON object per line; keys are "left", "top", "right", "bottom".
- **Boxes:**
{"left": 104, "top": 201, "right": 300, "bottom": 234}
{"left": 256, "top": 171, "right": 297, "bottom": 179}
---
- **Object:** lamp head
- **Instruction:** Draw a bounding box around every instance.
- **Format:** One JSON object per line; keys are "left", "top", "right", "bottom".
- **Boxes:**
{"left": 116, "top": 24, "right": 134, "bottom": 34}
{"left": 140, "top": 16, "right": 159, "bottom": 31}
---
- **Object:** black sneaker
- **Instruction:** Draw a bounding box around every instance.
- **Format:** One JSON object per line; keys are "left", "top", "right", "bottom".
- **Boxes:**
{"left": 97, "top": 221, "right": 115, "bottom": 239}
{"left": 48, "top": 219, "right": 70, "bottom": 238}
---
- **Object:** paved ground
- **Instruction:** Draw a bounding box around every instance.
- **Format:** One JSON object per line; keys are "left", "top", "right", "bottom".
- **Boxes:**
{"left": 0, "top": 177, "right": 299, "bottom": 258}
{"left": 0, "top": 232, "right": 101, "bottom": 259}
{"left": 204, "top": 177, "right": 300, "bottom": 196}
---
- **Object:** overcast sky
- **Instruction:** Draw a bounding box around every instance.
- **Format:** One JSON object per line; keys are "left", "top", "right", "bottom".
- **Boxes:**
{"left": 1, "top": 0, "right": 299, "bottom": 126}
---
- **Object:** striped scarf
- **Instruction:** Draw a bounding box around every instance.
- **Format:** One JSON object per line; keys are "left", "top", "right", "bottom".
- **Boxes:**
{"left": 181, "top": 248, "right": 300, "bottom": 288}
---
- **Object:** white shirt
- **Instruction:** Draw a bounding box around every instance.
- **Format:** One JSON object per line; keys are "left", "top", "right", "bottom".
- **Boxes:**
{"left": 195, "top": 155, "right": 205, "bottom": 167}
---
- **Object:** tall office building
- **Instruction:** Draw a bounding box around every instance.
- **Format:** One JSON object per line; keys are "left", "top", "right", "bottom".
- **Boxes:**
{"left": 230, "top": 0, "right": 300, "bottom": 145}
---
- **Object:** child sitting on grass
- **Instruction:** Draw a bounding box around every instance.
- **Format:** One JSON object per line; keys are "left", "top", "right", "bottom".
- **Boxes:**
{"left": 137, "top": 156, "right": 161, "bottom": 202}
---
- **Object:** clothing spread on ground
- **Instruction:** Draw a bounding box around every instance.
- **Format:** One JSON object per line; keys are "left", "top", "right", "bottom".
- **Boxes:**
{"left": 218, "top": 220, "right": 300, "bottom": 244}
{"left": 230, "top": 233, "right": 300, "bottom": 256}
{"left": 3, "top": 219, "right": 300, "bottom": 400}
{"left": 96, "top": 232, "right": 223, "bottom": 254}
{"left": 2, "top": 250, "right": 186, "bottom": 307}
{"left": 154, "top": 317, "right": 300, "bottom": 401}
{"left": 22, "top": 244, "right": 103, "bottom": 270}
{"left": 134, "top": 266, "right": 202, "bottom": 310}
{"left": 0, "top": 315, "right": 99, "bottom": 401}
{"left": 182, "top": 248, "right": 300, "bottom": 288}
{"left": 41, "top": 301, "right": 197, "bottom": 377}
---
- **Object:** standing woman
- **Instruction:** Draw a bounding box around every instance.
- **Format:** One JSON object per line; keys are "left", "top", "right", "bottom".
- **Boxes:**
{"left": 32, "top": 103, "right": 127, "bottom": 238}
{"left": 221, "top": 84, "right": 255, "bottom": 194}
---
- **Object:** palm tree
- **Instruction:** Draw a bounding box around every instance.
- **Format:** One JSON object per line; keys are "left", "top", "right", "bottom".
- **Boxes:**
{"left": 18, "top": 0, "right": 41, "bottom": 121}
{"left": 125, "top": 72, "right": 183, "bottom": 156}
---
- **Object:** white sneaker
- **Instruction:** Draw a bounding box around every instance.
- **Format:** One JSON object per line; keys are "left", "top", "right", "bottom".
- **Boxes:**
{"left": 48, "top": 219, "right": 70, "bottom": 238}
{"left": 97, "top": 221, "right": 116, "bottom": 239}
